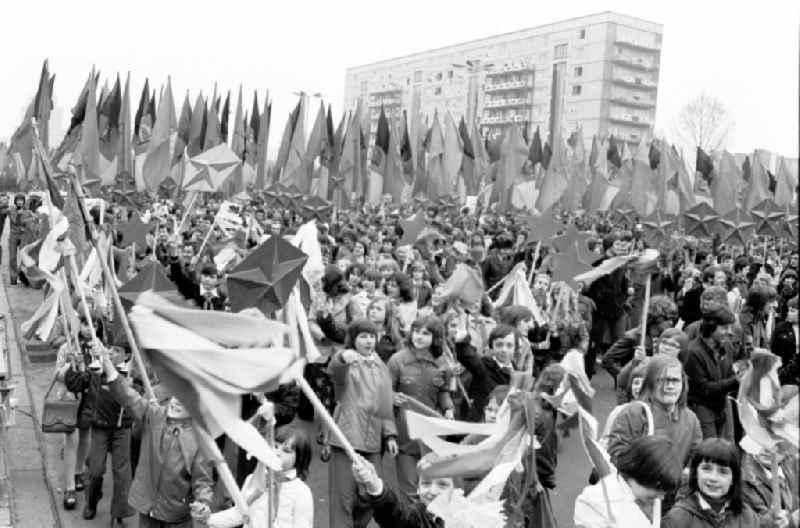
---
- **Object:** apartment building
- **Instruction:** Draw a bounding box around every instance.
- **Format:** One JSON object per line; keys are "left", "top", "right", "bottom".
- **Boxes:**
{"left": 344, "top": 11, "right": 662, "bottom": 148}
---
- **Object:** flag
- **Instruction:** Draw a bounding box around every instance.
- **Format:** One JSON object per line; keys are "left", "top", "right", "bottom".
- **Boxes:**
{"left": 774, "top": 157, "right": 798, "bottom": 208}
{"left": 426, "top": 113, "right": 445, "bottom": 198}
{"left": 696, "top": 146, "right": 714, "bottom": 187}
{"left": 744, "top": 156, "right": 772, "bottom": 210}
{"left": 274, "top": 98, "right": 302, "bottom": 183}
{"left": 75, "top": 71, "right": 101, "bottom": 187}
{"left": 712, "top": 151, "right": 742, "bottom": 214}
{"left": 629, "top": 134, "right": 658, "bottom": 216}
{"left": 304, "top": 100, "right": 328, "bottom": 194}
{"left": 219, "top": 91, "right": 230, "bottom": 142}
{"left": 203, "top": 88, "right": 222, "bottom": 150}
{"left": 536, "top": 132, "right": 568, "bottom": 212}
{"left": 439, "top": 263, "right": 484, "bottom": 306}
{"left": 117, "top": 73, "right": 134, "bottom": 191}
{"left": 188, "top": 94, "right": 207, "bottom": 156}
{"left": 226, "top": 87, "right": 246, "bottom": 194}
{"left": 735, "top": 349, "right": 798, "bottom": 453}
{"left": 607, "top": 135, "right": 622, "bottom": 170}
{"left": 128, "top": 292, "right": 307, "bottom": 470}
{"left": 561, "top": 128, "right": 588, "bottom": 211}
{"left": 442, "top": 111, "right": 461, "bottom": 197}
{"left": 493, "top": 124, "right": 527, "bottom": 211}
{"left": 529, "top": 126, "right": 543, "bottom": 169}
{"left": 33, "top": 60, "right": 53, "bottom": 149}
{"left": 493, "top": 263, "right": 545, "bottom": 324}
{"left": 382, "top": 116, "right": 405, "bottom": 204}
{"left": 256, "top": 98, "right": 271, "bottom": 190}
{"left": 143, "top": 78, "right": 176, "bottom": 192}
{"left": 458, "top": 117, "right": 477, "bottom": 195}
{"left": 399, "top": 111, "right": 414, "bottom": 191}
{"left": 471, "top": 119, "right": 488, "bottom": 191}
{"left": 282, "top": 97, "right": 307, "bottom": 188}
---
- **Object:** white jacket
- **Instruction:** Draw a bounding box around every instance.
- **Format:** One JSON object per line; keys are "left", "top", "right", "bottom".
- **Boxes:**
{"left": 207, "top": 469, "right": 313, "bottom": 528}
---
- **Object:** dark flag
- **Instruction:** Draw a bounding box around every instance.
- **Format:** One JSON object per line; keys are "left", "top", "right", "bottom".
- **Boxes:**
{"left": 696, "top": 146, "right": 714, "bottom": 184}
{"left": 542, "top": 141, "right": 552, "bottom": 171}
{"left": 607, "top": 135, "right": 622, "bottom": 169}
{"left": 529, "top": 126, "right": 543, "bottom": 168}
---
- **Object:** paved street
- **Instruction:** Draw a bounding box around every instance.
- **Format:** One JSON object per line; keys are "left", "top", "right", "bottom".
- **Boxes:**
{"left": 1, "top": 228, "right": 618, "bottom": 528}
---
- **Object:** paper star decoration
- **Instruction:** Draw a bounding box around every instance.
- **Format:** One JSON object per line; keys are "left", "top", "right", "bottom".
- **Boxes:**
{"left": 117, "top": 213, "right": 154, "bottom": 249}
{"left": 226, "top": 235, "right": 308, "bottom": 315}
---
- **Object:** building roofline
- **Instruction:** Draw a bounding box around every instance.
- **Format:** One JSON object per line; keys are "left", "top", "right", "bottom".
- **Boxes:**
{"left": 346, "top": 11, "right": 662, "bottom": 73}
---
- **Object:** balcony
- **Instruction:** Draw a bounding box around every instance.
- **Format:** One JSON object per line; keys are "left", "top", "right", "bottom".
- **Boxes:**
{"left": 612, "top": 75, "right": 657, "bottom": 90}
{"left": 483, "top": 97, "right": 531, "bottom": 109}
{"left": 615, "top": 38, "right": 661, "bottom": 53}
{"left": 369, "top": 86, "right": 403, "bottom": 97}
{"left": 608, "top": 113, "right": 652, "bottom": 127}
{"left": 480, "top": 114, "right": 527, "bottom": 125}
{"left": 612, "top": 56, "right": 657, "bottom": 72}
{"left": 486, "top": 64, "right": 535, "bottom": 77}
{"left": 610, "top": 95, "right": 656, "bottom": 109}
{"left": 484, "top": 80, "right": 534, "bottom": 92}
{"left": 369, "top": 98, "right": 402, "bottom": 108}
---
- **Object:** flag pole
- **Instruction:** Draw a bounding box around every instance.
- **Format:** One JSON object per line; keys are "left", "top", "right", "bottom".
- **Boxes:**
{"left": 67, "top": 255, "right": 98, "bottom": 342}
{"left": 193, "top": 422, "right": 250, "bottom": 520}
{"left": 527, "top": 241, "right": 542, "bottom": 284}
{"left": 283, "top": 293, "right": 359, "bottom": 461}
{"left": 68, "top": 175, "right": 156, "bottom": 401}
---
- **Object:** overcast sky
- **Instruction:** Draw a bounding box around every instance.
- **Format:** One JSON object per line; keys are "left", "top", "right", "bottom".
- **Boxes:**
{"left": 1, "top": 0, "right": 797, "bottom": 159}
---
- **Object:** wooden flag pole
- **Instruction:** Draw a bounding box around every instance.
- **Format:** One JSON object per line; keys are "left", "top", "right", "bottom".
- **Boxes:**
{"left": 196, "top": 215, "right": 218, "bottom": 260}
{"left": 68, "top": 175, "right": 156, "bottom": 401}
{"left": 283, "top": 293, "right": 360, "bottom": 461}
{"left": 639, "top": 274, "right": 652, "bottom": 354}
{"left": 527, "top": 241, "right": 542, "bottom": 284}
{"left": 67, "top": 256, "right": 98, "bottom": 342}
{"left": 174, "top": 191, "right": 199, "bottom": 240}
{"left": 193, "top": 422, "right": 250, "bottom": 520}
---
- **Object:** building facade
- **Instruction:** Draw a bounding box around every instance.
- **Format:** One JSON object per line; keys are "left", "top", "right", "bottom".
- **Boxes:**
{"left": 344, "top": 11, "right": 662, "bottom": 148}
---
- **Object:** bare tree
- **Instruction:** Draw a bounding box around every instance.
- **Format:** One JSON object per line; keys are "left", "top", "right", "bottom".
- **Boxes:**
{"left": 673, "top": 93, "right": 734, "bottom": 152}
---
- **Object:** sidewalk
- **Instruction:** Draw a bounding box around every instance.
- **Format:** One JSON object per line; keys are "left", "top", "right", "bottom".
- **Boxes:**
{"left": 0, "top": 230, "right": 59, "bottom": 527}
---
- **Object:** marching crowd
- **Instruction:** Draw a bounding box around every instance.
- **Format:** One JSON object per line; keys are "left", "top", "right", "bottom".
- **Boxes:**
{"left": 2, "top": 188, "right": 799, "bottom": 528}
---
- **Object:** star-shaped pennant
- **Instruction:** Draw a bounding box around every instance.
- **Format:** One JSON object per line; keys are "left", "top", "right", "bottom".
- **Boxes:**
{"left": 524, "top": 209, "right": 563, "bottom": 245}
{"left": 397, "top": 213, "right": 435, "bottom": 246}
{"left": 779, "top": 206, "right": 799, "bottom": 240}
{"left": 611, "top": 206, "right": 637, "bottom": 228}
{"left": 226, "top": 235, "right": 309, "bottom": 315}
{"left": 302, "top": 196, "right": 333, "bottom": 221}
{"left": 117, "top": 213, "right": 154, "bottom": 249}
{"left": 640, "top": 210, "right": 676, "bottom": 247}
{"left": 683, "top": 202, "right": 720, "bottom": 238}
{"left": 550, "top": 241, "right": 593, "bottom": 290}
{"left": 118, "top": 261, "right": 182, "bottom": 309}
{"left": 750, "top": 199, "right": 783, "bottom": 238}
{"left": 414, "top": 194, "right": 430, "bottom": 209}
{"left": 182, "top": 144, "right": 241, "bottom": 193}
{"left": 551, "top": 223, "right": 592, "bottom": 254}
{"left": 718, "top": 208, "right": 756, "bottom": 247}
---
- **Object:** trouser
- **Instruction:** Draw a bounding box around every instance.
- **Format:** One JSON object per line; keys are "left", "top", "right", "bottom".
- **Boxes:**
{"left": 62, "top": 426, "right": 91, "bottom": 491}
{"left": 329, "top": 446, "right": 382, "bottom": 528}
{"left": 85, "top": 427, "right": 134, "bottom": 518}
{"left": 138, "top": 513, "right": 193, "bottom": 528}
{"left": 395, "top": 450, "right": 420, "bottom": 495}
{"left": 590, "top": 312, "right": 627, "bottom": 381}
{"left": 8, "top": 233, "right": 22, "bottom": 282}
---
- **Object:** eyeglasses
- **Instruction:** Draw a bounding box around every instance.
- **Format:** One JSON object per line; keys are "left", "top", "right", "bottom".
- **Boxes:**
{"left": 657, "top": 377, "right": 682, "bottom": 386}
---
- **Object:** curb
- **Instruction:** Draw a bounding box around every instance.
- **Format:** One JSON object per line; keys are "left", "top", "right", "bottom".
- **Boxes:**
{"left": 1, "top": 271, "right": 62, "bottom": 528}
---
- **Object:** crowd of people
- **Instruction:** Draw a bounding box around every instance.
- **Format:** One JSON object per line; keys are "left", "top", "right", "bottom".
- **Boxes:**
{"left": 2, "top": 187, "right": 798, "bottom": 527}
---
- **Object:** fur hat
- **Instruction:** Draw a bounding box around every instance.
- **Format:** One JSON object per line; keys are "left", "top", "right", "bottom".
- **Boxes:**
{"left": 700, "top": 285, "right": 729, "bottom": 315}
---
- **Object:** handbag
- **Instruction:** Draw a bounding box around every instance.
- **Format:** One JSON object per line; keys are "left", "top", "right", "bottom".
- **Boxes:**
{"left": 41, "top": 375, "right": 80, "bottom": 434}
